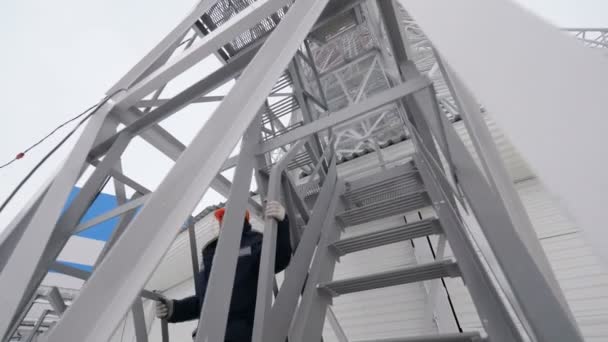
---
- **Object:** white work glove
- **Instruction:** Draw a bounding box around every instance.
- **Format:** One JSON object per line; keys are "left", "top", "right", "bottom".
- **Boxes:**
{"left": 155, "top": 295, "right": 173, "bottom": 319}
{"left": 265, "top": 200, "right": 286, "bottom": 222}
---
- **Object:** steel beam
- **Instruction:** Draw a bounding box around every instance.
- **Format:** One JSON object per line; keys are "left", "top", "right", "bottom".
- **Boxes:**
{"left": 136, "top": 95, "right": 224, "bottom": 107}
{"left": 117, "top": 0, "right": 292, "bottom": 109}
{"left": 74, "top": 193, "right": 148, "bottom": 233}
{"left": 437, "top": 57, "right": 575, "bottom": 324}
{"left": 49, "top": 261, "right": 160, "bottom": 301}
{"left": 187, "top": 217, "right": 201, "bottom": 297}
{"left": 45, "top": 287, "right": 66, "bottom": 316}
{"left": 252, "top": 140, "right": 307, "bottom": 342}
{"left": 431, "top": 110, "right": 584, "bottom": 341}
{"left": 107, "top": 107, "right": 264, "bottom": 216}
{"left": 262, "top": 162, "right": 337, "bottom": 342}
{"left": 46, "top": 0, "right": 329, "bottom": 338}
{"left": 107, "top": 0, "right": 215, "bottom": 93}
{"left": 0, "top": 184, "right": 50, "bottom": 273}
{"left": 289, "top": 180, "right": 344, "bottom": 342}
{"left": 131, "top": 297, "right": 149, "bottom": 342}
{"left": 196, "top": 119, "right": 260, "bottom": 342}
{"left": 94, "top": 193, "right": 144, "bottom": 266}
{"left": 326, "top": 306, "right": 348, "bottom": 342}
{"left": 92, "top": 44, "right": 260, "bottom": 159}
{"left": 0, "top": 102, "right": 123, "bottom": 340}
{"left": 24, "top": 309, "right": 50, "bottom": 342}
{"left": 259, "top": 77, "right": 430, "bottom": 153}
{"left": 415, "top": 154, "right": 523, "bottom": 342}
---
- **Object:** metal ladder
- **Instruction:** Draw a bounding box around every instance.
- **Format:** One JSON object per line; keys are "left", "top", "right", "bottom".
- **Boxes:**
{"left": 286, "top": 159, "right": 501, "bottom": 342}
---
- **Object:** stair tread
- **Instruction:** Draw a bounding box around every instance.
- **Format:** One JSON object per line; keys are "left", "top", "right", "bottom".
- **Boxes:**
{"left": 353, "top": 332, "right": 485, "bottom": 342}
{"left": 317, "top": 260, "right": 460, "bottom": 296}
{"left": 331, "top": 218, "right": 441, "bottom": 256}
{"left": 337, "top": 190, "right": 431, "bottom": 227}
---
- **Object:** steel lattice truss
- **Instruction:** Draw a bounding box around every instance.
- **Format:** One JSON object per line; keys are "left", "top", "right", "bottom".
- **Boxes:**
{"left": 1, "top": 0, "right": 606, "bottom": 341}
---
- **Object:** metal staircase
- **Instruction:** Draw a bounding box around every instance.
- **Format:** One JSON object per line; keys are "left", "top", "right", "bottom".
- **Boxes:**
{"left": 0, "top": 0, "right": 602, "bottom": 342}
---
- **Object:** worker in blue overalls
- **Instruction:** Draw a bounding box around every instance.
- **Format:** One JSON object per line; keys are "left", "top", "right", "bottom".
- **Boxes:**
{"left": 155, "top": 201, "right": 292, "bottom": 342}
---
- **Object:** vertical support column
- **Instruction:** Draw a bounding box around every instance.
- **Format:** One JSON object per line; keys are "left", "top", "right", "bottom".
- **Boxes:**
{"left": 289, "top": 60, "right": 327, "bottom": 178}
{"left": 194, "top": 118, "right": 260, "bottom": 342}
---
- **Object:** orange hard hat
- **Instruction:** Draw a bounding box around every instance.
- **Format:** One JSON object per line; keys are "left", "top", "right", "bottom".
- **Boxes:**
{"left": 214, "top": 207, "right": 250, "bottom": 224}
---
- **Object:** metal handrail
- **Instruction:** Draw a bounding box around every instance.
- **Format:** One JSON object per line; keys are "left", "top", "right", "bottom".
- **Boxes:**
{"left": 253, "top": 138, "right": 338, "bottom": 342}
{"left": 252, "top": 139, "right": 307, "bottom": 341}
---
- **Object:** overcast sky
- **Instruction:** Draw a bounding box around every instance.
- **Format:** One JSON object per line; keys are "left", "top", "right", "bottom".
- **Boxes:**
{"left": 0, "top": 0, "right": 607, "bottom": 229}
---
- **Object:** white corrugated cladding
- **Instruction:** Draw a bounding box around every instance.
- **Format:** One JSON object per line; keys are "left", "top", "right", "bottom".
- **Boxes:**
{"left": 436, "top": 116, "right": 608, "bottom": 341}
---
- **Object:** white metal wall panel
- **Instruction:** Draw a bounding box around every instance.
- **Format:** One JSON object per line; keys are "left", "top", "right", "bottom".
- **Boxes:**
{"left": 519, "top": 180, "right": 608, "bottom": 341}
{"left": 440, "top": 179, "right": 608, "bottom": 341}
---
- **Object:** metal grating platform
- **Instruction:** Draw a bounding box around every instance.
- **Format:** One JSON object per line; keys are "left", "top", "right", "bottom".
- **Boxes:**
{"left": 317, "top": 260, "right": 460, "bottom": 297}
{"left": 201, "top": 0, "right": 289, "bottom": 57}
{"left": 330, "top": 218, "right": 441, "bottom": 256}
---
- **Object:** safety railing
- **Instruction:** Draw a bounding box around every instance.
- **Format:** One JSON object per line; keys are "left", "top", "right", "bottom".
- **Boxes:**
{"left": 252, "top": 137, "right": 338, "bottom": 342}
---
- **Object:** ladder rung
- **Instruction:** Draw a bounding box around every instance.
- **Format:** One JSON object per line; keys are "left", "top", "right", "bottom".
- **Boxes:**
{"left": 353, "top": 332, "right": 486, "bottom": 342}
{"left": 317, "top": 260, "right": 460, "bottom": 297}
{"left": 330, "top": 218, "right": 441, "bottom": 256}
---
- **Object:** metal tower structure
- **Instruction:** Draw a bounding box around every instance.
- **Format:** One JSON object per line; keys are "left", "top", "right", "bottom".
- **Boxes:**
{"left": 1, "top": 0, "right": 607, "bottom": 341}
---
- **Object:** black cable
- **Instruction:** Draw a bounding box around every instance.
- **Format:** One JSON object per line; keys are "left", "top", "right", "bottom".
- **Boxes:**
{"left": 0, "top": 100, "right": 105, "bottom": 169}
{"left": 0, "top": 89, "right": 126, "bottom": 214}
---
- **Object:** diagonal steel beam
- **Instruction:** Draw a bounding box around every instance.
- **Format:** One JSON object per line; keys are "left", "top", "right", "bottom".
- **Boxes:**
{"left": 107, "top": 0, "right": 216, "bottom": 93}
{"left": 46, "top": 0, "right": 330, "bottom": 339}
{"left": 0, "top": 101, "right": 121, "bottom": 340}
{"left": 116, "top": 0, "right": 292, "bottom": 109}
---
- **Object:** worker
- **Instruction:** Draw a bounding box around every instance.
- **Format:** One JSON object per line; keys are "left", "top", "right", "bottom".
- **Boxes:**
{"left": 155, "top": 200, "right": 292, "bottom": 342}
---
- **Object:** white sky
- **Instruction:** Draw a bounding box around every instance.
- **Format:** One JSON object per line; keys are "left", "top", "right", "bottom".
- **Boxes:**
{"left": 0, "top": 0, "right": 607, "bottom": 229}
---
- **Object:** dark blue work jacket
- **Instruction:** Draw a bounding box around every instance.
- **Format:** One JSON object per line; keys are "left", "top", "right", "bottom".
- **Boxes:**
{"left": 168, "top": 217, "right": 291, "bottom": 342}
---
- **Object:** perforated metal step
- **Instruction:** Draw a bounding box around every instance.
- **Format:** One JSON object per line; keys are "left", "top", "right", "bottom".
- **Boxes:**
{"left": 317, "top": 260, "right": 460, "bottom": 297}
{"left": 353, "top": 332, "right": 486, "bottom": 342}
{"left": 330, "top": 218, "right": 441, "bottom": 256}
{"left": 343, "top": 162, "right": 421, "bottom": 206}
{"left": 337, "top": 190, "right": 431, "bottom": 227}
